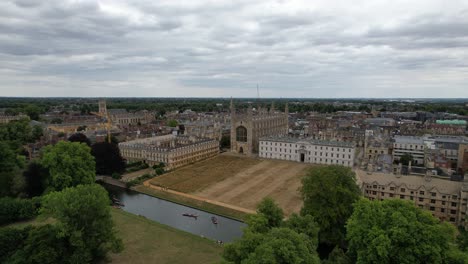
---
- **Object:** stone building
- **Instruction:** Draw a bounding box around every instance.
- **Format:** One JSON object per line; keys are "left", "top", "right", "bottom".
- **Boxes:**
{"left": 118, "top": 134, "right": 218, "bottom": 170}
{"left": 0, "top": 114, "right": 29, "bottom": 124}
{"left": 98, "top": 100, "right": 154, "bottom": 126}
{"left": 356, "top": 170, "right": 468, "bottom": 228}
{"left": 259, "top": 136, "right": 355, "bottom": 167}
{"left": 230, "top": 99, "right": 288, "bottom": 155}
{"left": 393, "top": 136, "right": 426, "bottom": 165}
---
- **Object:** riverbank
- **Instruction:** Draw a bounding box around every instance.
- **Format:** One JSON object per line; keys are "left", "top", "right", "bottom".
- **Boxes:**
{"left": 134, "top": 185, "right": 252, "bottom": 222}
{"left": 108, "top": 208, "right": 223, "bottom": 264}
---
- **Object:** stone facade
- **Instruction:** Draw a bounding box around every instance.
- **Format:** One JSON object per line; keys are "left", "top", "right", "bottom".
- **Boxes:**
{"left": 230, "top": 99, "right": 288, "bottom": 155}
{"left": 0, "top": 114, "right": 29, "bottom": 124}
{"left": 259, "top": 136, "right": 355, "bottom": 167}
{"left": 119, "top": 134, "right": 219, "bottom": 170}
{"left": 356, "top": 169, "right": 468, "bottom": 228}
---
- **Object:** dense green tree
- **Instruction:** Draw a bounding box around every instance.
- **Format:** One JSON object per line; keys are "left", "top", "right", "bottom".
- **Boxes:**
{"left": 41, "top": 184, "right": 123, "bottom": 262}
{"left": 301, "top": 165, "right": 361, "bottom": 247}
{"left": 40, "top": 141, "right": 95, "bottom": 191}
{"left": 322, "top": 246, "right": 351, "bottom": 264}
{"left": 68, "top": 133, "right": 91, "bottom": 146}
{"left": 31, "top": 125, "right": 43, "bottom": 141}
{"left": 22, "top": 162, "right": 48, "bottom": 197}
{"left": 399, "top": 153, "right": 414, "bottom": 166}
{"left": 224, "top": 228, "right": 320, "bottom": 264}
{"left": 284, "top": 213, "right": 319, "bottom": 247}
{"left": 256, "top": 197, "right": 284, "bottom": 229}
{"left": 23, "top": 104, "right": 43, "bottom": 120}
{"left": 347, "top": 199, "right": 462, "bottom": 264}
{"left": 91, "top": 142, "right": 125, "bottom": 175}
{"left": 0, "top": 197, "right": 40, "bottom": 225}
{"left": 0, "top": 118, "right": 33, "bottom": 144}
{"left": 9, "top": 224, "right": 69, "bottom": 264}
{"left": 167, "top": 119, "right": 178, "bottom": 127}
{"left": 0, "top": 227, "right": 31, "bottom": 263}
{"left": 0, "top": 142, "right": 25, "bottom": 197}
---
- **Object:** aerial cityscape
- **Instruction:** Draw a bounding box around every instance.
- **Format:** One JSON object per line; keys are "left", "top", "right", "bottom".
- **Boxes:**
{"left": 1, "top": 1, "right": 468, "bottom": 264}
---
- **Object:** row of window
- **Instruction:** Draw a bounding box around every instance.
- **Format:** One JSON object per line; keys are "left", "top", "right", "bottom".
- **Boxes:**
{"left": 260, "top": 153, "right": 352, "bottom": 165}
{"left": 260, "top": 141, "right": 352, "bottom": 152}
{"left": 367, "top": 185, "right": 459, "bottom": 199}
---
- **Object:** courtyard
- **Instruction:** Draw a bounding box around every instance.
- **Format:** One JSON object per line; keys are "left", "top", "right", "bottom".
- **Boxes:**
{"left": 150, "top": 154, "right": 313, "bottom": 215}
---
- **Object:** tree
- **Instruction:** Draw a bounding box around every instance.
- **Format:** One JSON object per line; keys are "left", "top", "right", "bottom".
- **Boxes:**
{"left": 347, "top": 199, "right": 463, "bottom": 264}
{"left": 167, "top": 119, "right": 178, "bottom": 127}
{"left": 322, "top": 246, "right": 351, "bottom": 264}
{"left": 0, "top": 142, "right": 25, "bottom": 197}
{"left": 23, "top": 104, "right": 42, "bottom": 120}
{"left": 40, "top": 141, "right": 95, "bottom": 191}
{"left": 224, "top": 228, "right": 320, "bottom": 264}
{"left": 9, "top": 224, "right": 70, "bottom": 264}
{"left": 399, "top": 154, "right": 414, "bottom": 166}
{"left": 22, "top": 161, "right": 48, "bottom": 197}
{"left": 0, "top": 227, "right": 31, "bottom": 263}
{"left": 68, "top": 133, "right": 91, "bottom": 146}
{"left": 256, "top": 197, "right": 284, "bottom": 229}
{"left": 301, "top": 165, "right": 361, "bottom": 247}
{"left": 91, "top": 142, "right": 125, "bottom": 175}
{"left": 31, "top": 125, "right": 43, "bottom": 141}
{"left": 41, "top": 184, "right": 123, "bottom": 262}
{"left": 0, "top": 118, "right": 33, "bottom": 144}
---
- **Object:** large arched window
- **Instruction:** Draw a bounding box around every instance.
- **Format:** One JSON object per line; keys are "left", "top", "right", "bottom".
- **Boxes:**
{"left": 236, "top": 126, "right": 247, "bottom": 142}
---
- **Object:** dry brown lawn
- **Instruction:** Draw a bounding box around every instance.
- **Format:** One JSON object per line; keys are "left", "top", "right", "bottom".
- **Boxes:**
{"left": 151, "top": 154, "right": 313, "bottom": 215}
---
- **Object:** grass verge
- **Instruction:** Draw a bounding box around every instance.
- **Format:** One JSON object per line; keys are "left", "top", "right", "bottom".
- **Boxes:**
{"left": 108, "top": 208, "right": 223, "bottom": 264}
{"left": 133, "top": 185, "right": 250, "bottom": 222}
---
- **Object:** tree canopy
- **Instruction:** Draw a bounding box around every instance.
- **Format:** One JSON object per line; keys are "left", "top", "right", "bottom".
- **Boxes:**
{"left": 91, "top": 142, "right": 125, "bottom": 175}
{"left": 68, "top": 133, "right": 91, "bottom": 146}
{"left": 40, "top": 141, "right": 95, "bottom": 191}
{"left": 347, "top": 199, "right": 466, "bottom": 264}
{"left": 301, "top": 165, "right": 361, "bottom": 246}
{"left": 41, "top": 184, "right": 122, "bottom": 262}
{"left": 223, "top": 197, "right": 320, "bottom": 264}
{"left": 0, "top": 142, "right": 25, "bottom": 197}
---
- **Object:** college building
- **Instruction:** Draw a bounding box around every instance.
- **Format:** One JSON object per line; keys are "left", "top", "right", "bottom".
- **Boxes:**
{"left": 230, "top": 99, "right": 288, "bottom": 155}
{"left": 258, "top": 136, "right": 355, "bottom": 167}
{"left": 356, "top": 170, "right": 468, "bottom": 228}
{"left": 118, "top": 134, "right": 219, "bottom": 170}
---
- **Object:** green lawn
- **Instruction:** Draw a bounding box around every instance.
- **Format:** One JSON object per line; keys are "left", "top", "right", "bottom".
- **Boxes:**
{"left": 108, "top": 208, "right": 223, "bottom": 264}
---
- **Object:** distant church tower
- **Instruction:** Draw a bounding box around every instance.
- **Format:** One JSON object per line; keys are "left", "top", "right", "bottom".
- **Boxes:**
{"left": 230, "top": 98, "right": 288, "bottom": 156}
{"left": 98, "top": 99, "right": 107, "bottom": 117}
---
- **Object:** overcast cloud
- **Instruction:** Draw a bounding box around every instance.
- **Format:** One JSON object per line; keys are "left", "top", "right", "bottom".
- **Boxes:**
{"left": 0, "top": 0, "right": 467, "bottom": 97}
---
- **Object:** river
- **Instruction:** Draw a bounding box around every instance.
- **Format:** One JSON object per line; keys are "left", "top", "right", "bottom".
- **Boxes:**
{"left": 103, "top": 184, "right": 246, "bottom": 243}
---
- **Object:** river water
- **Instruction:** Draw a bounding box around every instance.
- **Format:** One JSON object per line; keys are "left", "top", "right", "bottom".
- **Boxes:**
{"left": 103, "top": 184, "right": 246, "bottom": 243}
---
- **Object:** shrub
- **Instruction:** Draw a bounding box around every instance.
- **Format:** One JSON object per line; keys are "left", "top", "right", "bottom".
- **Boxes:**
{"left": 0, "top": 197, "right": 41, "bottom": 225}
{"left": 0, "top": 227, "right": 31, "bottom": 263}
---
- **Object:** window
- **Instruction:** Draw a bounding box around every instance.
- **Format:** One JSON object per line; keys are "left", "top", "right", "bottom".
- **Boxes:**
{"left": 419, "top": 191, "right": 425, "bottom": 195}
{"left": 389, "top": 194, "right": 394, "bottom": 197}
{"left": 236, "top": 126, "right": 247, "bottom": 142}
{"left": 451, "top": 202, "right": 457, "bottom": 207}
{"left": 431, "top": 199, "right": 436, "bottom": 204}
{"left": 430, "top": 207, "right": 435, "bottom": 211}
{"left": 400, "top": 195, "right": 405, "bottom": 199}
{"left": 431, "top": 192, "right": 436, "bottom": 197}
{"left": 450, "top": 217, "right": 456, "bottom": 222}
{"left": 418, "top": 197, "right": 424, "bottom": 202}
{"left": 442, "top": 201, "right": 446, "bottom": 205}
{"left": 441, "top": 208, "right": 445, "bottom": 213}
{"left": 390, "top": 187, "right": 395, "bottom": 191}
{"left": 401, "top": 188, "right": 406, "bottom": 192}
{"left": 450, "top": 210, "right": 456, "bottom": 214}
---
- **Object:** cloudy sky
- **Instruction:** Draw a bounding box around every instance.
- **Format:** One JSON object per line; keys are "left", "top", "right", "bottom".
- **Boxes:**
{"left": 1, "top": 0, "right": 467, "bottom": 98}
